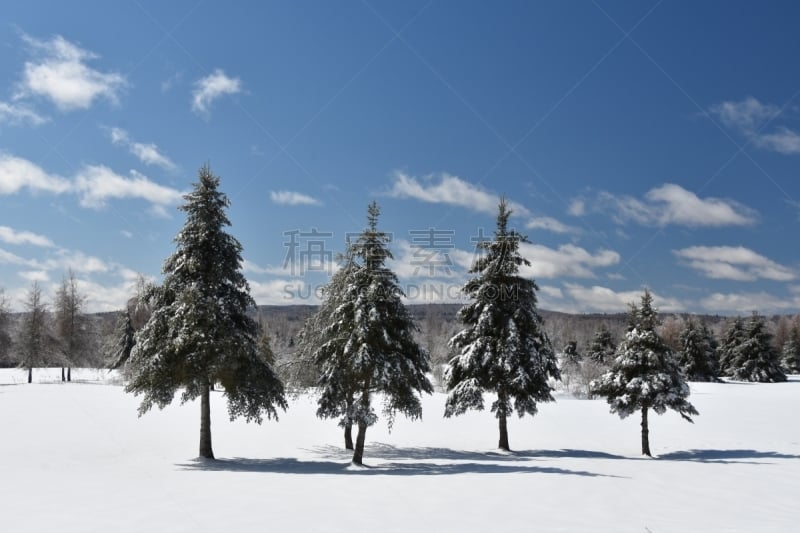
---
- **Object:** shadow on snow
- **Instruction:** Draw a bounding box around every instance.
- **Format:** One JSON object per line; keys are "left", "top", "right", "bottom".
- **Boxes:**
{"left": 658, "top": 449, "right": 800, "bottom": 464}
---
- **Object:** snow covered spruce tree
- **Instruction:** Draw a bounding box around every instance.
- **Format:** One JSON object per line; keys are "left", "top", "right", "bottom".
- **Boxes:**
{"left": 587, "top": 324, "right": 616, "bottom": 365}
{"left": 722, "top": 313, "right": 786, "bottom": 383}
{"left": 591, "top": 290, "right": 697, "bottom": 456}
{"left": 314, "top": 202, "right": 432, "bottom": 465}
{"left": 718, "top": 316, "right": 745, "bottom": 376}
{"left": 126, "top": 165, "right": 286, "bottom": 459}
{"left": 296, "top": 245, "right": 361, "bottom": 450}
{"left": 444, "top": 198, "right": 559, "bottom": 452}
{"left": 677, "top": 317, "right": 719, "bottom": 382}
{"left": 782, "top": 323, "right": 800, "bottom": 374}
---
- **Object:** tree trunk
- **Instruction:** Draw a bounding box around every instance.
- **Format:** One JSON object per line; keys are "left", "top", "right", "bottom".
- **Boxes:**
{"left": 498, "top": 411, "right": 510, "bottom": 451}
{"left": 28, "top": 367, "right": 32, "bottom": 384}
{"left": 344, "top": 421, "right": 354, "bottom": 450}
{"left": 351, "top": 385, "right": 370, "bottom": 465}
{"left": 61, "top": 367, "right": 65, "bottom": 382}
{"left": 344, "top": 392, "right": 354, "bottom": 450}
{"left": 352, "top": 420, "right": 368, "bottom": 465}
{"left": 641, "top": 406, "right": 651, "bottom": 457}
{"left": 199, "top": 380, "right": 214, "bottom": 459}
{"left": 67, "top": 367, "right": 71, "bottom": 382}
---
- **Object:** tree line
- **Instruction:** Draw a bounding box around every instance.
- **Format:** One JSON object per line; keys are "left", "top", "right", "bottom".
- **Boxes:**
{"left": 0, "top": 165, "right": 796, "bottom": 463}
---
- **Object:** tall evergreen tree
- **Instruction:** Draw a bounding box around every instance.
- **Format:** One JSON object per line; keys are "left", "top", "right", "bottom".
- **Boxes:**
{"left": 587, "top": 325, "right": 616, "bottom": 365}
{"left": 109, "top": 308, "right": 136, "bottom": 371}
{"left": 16, "top": 282, "right": 59, "bottom": 384}
{"left": 591, "top": 290, "right": 697, "bottom": 456}
{"left": 718, "top": 316, "right": 746, "bottom": 376}
{"left": 781, "top": 332, "right": 800, "bottom": 374}
{"left": 297, "top": 245, "right": 360, "bottom": 450}
{"left": 444, "top": 198, "right": 559, "bottom": 452}
{"left": 315, "top": 202, "right": 432, "bottom": 465}
{"left": 562, "top": 340, "right": 582, "bottom": 366}
{"left": 54, "top": 270, "right": 93, "bottom": 381}
{"left": 724, "top": 313, "right": 786, "bottom": 383}
{"left": 677, "top": 317, "right": 719, "bottom": 382}
{"left": 126, "top": 165, "right": 286, "bottom": 459}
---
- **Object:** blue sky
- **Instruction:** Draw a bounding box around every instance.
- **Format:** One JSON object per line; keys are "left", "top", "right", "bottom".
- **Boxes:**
{"left": 1, "top": 0, "right": 800, "bottom": 315}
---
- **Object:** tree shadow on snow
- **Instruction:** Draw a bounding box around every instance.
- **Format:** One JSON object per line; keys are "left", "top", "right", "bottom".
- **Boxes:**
{"left": 309, "top": 443, "right": 626, "bottom": 462}
{"left": 177, "top": 445, "right": 617, "bottom": 477}
{"left": 659, "top": 449, "right": 800, "bottom": 464}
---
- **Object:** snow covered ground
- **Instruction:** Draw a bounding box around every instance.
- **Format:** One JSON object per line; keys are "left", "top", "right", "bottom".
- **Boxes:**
{"left": 1, "top": 368, "right": 798, "bottom": 532}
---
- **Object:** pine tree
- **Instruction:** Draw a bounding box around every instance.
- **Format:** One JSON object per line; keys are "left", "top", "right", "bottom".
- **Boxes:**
{"left": 587, "top": 325, "right": 616, "bottom": 365}
{"left": 54, "top": 270, "right": 93, "bottom": 381}
{"left": 315, "top": 202, "right": 432, "bottom": 465}
{"left": 444, "top": 198, "right": 559, "bottom": 452}
{"left": 718, "top": 316, "right": 745, "bottom": 377}
{"left": 126, "top": 165, "right": 286, "bottom": 459}
{"left": 677, "top": 317, "right": 719, "bottom": 382}
{"left": 562, "top": 340, "right": 582, "bottom": 366}
{"left": 781, "top": 333, "right": 800, "bottom": 374}
{"left": 109, "top": 309, "right": 136, "bottom": 371}
{"left": 297, "top": 245, "right": 360, "bottom": 450}
{"left": 591, "top": 290, "right": 697, "bottom": 456}
{"left": 724, "top": 313, "right": 786, "bottom": 382}
{"left": 16, "top": 282, "right": 59, "bottom": 384}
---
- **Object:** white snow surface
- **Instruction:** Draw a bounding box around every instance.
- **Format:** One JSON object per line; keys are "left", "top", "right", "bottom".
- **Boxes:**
{"left": 1, "top": 368, "right": 799, "bottom": 532}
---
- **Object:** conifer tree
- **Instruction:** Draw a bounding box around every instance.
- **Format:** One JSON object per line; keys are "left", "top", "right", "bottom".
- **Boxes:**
{"left": 724, "top": 313, "right": 786, "bottom": 382}
{"left": 109, "top": 309, "right": 136, "bottom": 371}
{"left": 718, "top": 316, "right": 745, "bottom": 376}
{"left": 126, "top": 165, "right": 286, "bottom": 459}
{"left": 781, "top": 334, "right": 800, "bottom": 374}
{"left": 314, "top": 202, "right": 432, "bottom": 465}
{"left": 587, "top": 325, "right": 616, "bottom": 364}
{"left": 444, "top": 198, "right": 559, "bottom": 451}
{"left": 563, "top": 340, "right": 581, "bottom": 366}
{"left": 677, "top": 317, "right": 719, "bottom": 382}
{"left": 297, "top": 245, "right": 361, "bottom": 450}
{"left": 591, "top": 290, "right": 697, "bottom": 456}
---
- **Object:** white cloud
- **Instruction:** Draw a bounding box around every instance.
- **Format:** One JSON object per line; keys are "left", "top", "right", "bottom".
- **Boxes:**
{"left": 709, "top": 97, "right": 800, "bottom": 156}
{"left": 0, "top": 101, "right": 47, "bottom": 126}
{"left": 19, "top": 34, "right": 125, "bottom": 111}
{"left": 563, "top": 283, "right": 684, "bottom": 313}
{"left": 567, "top": 199, "right": 586, "bottom": 216}
{"left": 525, "top": 216, "right": 579, "bottom": 234}
{"left": 388, "top": 172, "right": 531, "bottom": 217}
{"left": 0, "top": 226, "right": 54, "bottom": 247}
{"left": 0, "top": 247, "right": 35, "bottom": 267}
{"left": 18, "top": 270, "right": 50, "bottom": 282}
{"left": 191, "top": 69, "right": 242, "bottom": 114}
{"left": 519, "top": 243, "right": 620, "bottom": 279}
{"left": 699, "top": 291, "right": 800, "bottom": 314}
{"left": 269, "top": 190, "right": 322, "bottom": 206}
{"left": 249, "top": 279, "right": 318, "bottom": 305}
{"left": 756, "top": 126, "right": 800, "bottom": 155}
{"left": 74, "top": 165, "right": 184, "bottom": 212}
{"left": 109, "top": 127, "right": 176, "bottom": 171}
{"left": 674, "top": 246, "right": 795, "bottom": 282}
{"left": 709, "top": 97, "right": 779, "bottom": 132}
{"left": 0, "top": 155, "right": 183, "bottom": 214}
{"left": 582, "top": 183, "right": 756, "bottom": 227}
{"left": 0, "top": 154, "right": 72, "bottom": 195}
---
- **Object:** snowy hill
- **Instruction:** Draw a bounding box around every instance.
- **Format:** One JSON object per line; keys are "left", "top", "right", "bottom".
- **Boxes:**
{"left": 1, "top": 369, "right": 798, "bottom": 532}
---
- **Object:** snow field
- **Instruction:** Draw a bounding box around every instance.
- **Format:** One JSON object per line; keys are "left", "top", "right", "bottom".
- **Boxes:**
{"left": 1, "top": 369, "right": 798, "bottom": 532}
